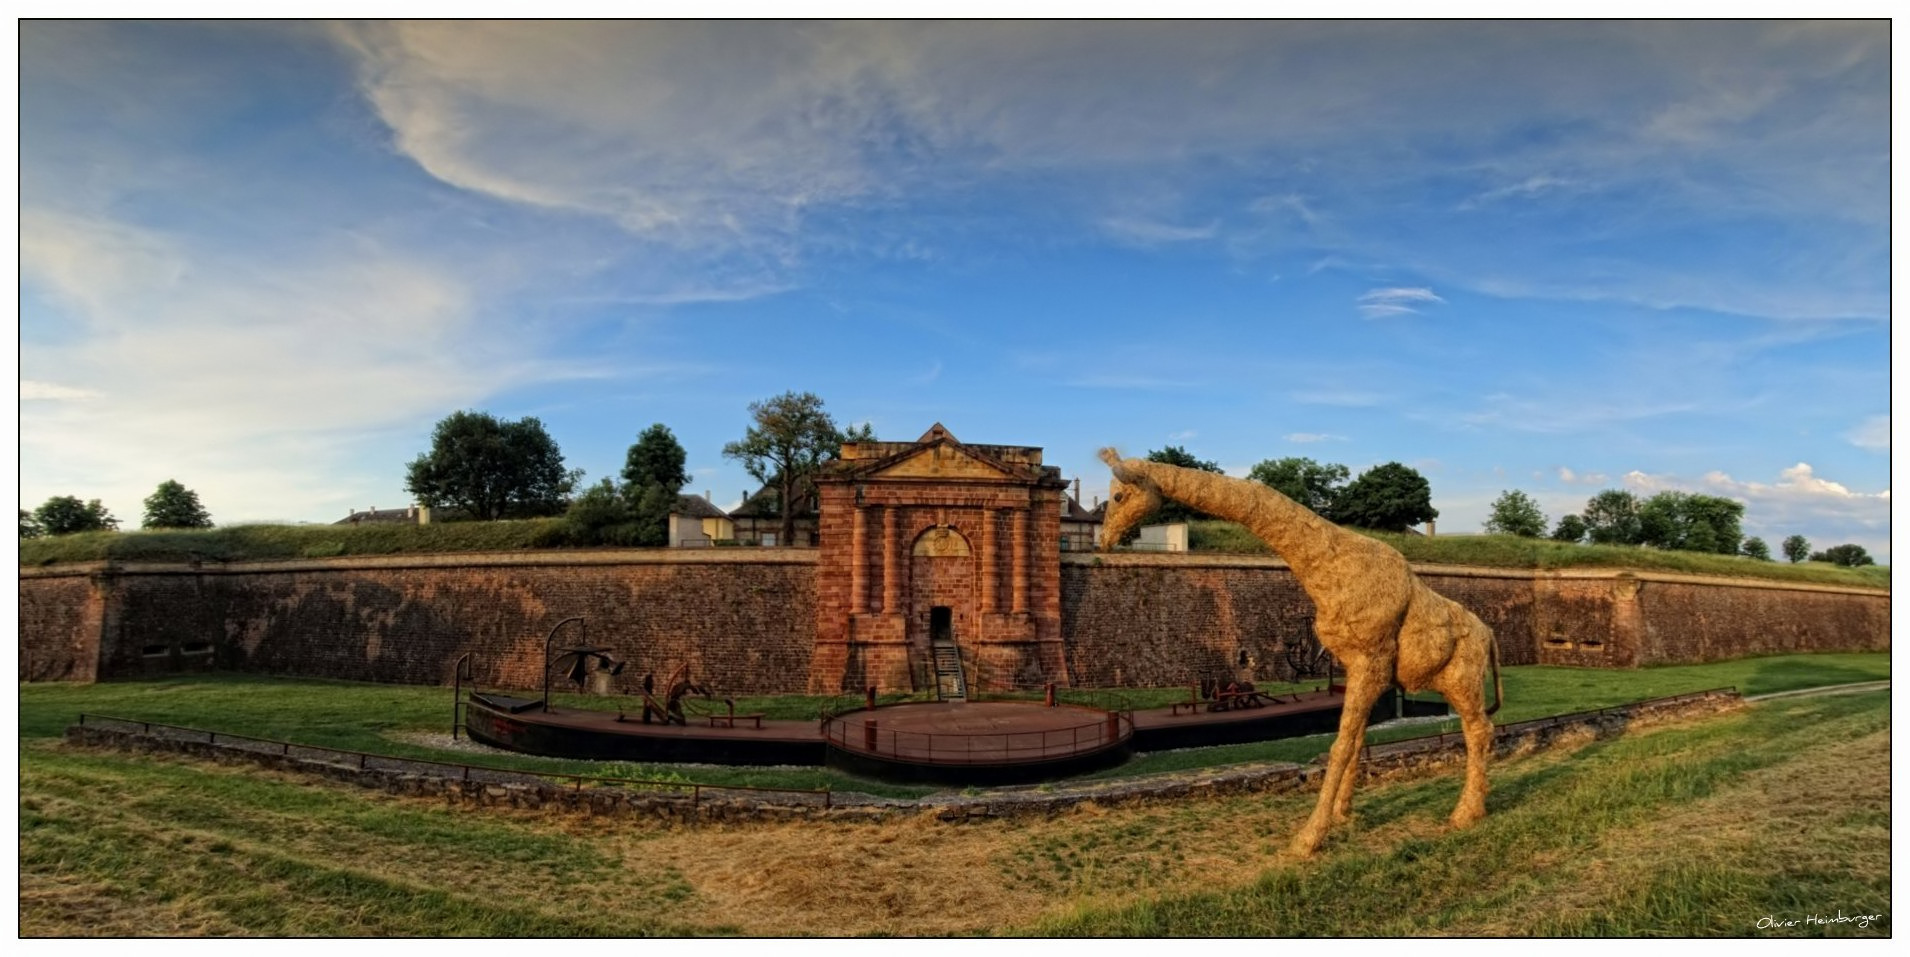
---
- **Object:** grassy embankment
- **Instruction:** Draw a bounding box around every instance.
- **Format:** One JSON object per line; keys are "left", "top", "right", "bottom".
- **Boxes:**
{"left": 21, "top": 686, "right": 1889, "bottom": 936}
{"left": 19, "top": 652, "right": 1890, "bottom": 797}
{"left": 1190, "top": 520, "right": 1889, "bottom": 589}
{"left": 20, "top": 518, "right": 1889, "bottom": 590}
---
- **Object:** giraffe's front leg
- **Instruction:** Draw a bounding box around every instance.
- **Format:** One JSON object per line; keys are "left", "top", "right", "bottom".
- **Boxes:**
{"left": 1289, "top": 664, "right": 1389, "bottom": 855}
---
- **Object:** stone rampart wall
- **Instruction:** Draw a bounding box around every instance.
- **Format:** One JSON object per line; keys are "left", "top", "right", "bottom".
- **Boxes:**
{"left": 19, "top": 551, "right": 1887, "bottom": 690}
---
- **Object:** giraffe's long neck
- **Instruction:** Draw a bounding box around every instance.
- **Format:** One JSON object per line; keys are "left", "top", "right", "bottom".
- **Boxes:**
{"left": 1126, "top": 459, "right": 1363, "bottom": 582}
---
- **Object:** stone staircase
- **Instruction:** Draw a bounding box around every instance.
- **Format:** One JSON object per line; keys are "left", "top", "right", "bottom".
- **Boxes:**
{"left": 932, "top": 641, "right": 967, "bottom": 701}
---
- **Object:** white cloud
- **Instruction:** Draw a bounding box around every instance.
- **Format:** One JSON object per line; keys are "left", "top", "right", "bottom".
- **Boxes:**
{"left": 1556, "top": 466, "right": 1609, "bottom": 485}
{"left": 1167, "top": 430, "right": 1198, "bottom": 441}
{"left": 1285, "top": 432, "right": 1346, "bottom": 443}
{"left": 1459, "top": 174, "right": 1572, "bottom": 210}
{"left": 1846, "top": 414, "right": 1888, "bottom": 451}
{"left": 17, "top": 208, "right": 602, "bottom": 523}
{"left": 1357, "top": 287, "right": 1444, "bottom": 318}
{"left": 21, "top": 381, "right": 101, "bottom": 402}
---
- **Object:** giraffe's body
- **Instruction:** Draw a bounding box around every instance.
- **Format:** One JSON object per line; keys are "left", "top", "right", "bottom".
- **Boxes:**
{"left": 1099, "top": 450, "right": 1501, "bottom": 856}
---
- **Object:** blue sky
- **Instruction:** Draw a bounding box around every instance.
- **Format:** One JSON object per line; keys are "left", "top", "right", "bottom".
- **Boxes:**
{"left": 14, "top": 20, "right": 1895, "bottom": 560}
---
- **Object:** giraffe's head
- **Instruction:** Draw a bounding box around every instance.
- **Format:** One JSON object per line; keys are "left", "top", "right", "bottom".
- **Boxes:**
{"left": 1098, "top": 447, "right": 1162, "bottom": 551}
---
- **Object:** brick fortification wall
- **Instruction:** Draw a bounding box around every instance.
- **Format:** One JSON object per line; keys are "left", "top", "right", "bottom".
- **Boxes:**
{"left": 19, "top": 550, "right": 1887, "bottom": 688}
{"left": 1058, "top": 553, "right": 1887, "bottom": 687}
{"left": 20, "top": 551, "right": 816, "bottom": 694}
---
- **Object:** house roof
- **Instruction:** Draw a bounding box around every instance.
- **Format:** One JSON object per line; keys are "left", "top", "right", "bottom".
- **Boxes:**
{"left": 673, "top": 494, "right": 729, "bottom": 520}
{"left": 728, "top": 485, "right": 819, "bottom": 519}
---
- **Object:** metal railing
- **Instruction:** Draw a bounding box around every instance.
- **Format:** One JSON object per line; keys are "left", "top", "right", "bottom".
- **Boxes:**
{"left": 73, "top": 713, "right": 833, "bottom": 808}
{"left": 821, "top": 704, "right": 1133, "bottom": 766}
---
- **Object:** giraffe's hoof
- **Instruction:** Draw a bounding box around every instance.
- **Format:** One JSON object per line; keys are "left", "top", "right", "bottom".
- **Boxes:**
{"left": 1449, "top": 805, "right": 1486, "bottom": 829}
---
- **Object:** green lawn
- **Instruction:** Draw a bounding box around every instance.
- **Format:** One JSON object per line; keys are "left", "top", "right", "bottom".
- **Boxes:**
{"left": 19, "top": 652, "right": 1888, "bottom": 795}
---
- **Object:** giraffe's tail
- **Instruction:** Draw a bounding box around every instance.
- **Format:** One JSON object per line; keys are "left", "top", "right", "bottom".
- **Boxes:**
{"left": 1484, "top": 627, "right": 1504, "bottom": 717}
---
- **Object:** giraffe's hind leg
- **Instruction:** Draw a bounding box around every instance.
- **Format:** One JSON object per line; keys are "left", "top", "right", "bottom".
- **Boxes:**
{"left": 1431, "top": 657, "right": 1493, "bottom": 829}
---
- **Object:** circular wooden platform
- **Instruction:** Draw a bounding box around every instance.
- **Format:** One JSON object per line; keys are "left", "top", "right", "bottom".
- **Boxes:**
{"left": 822, "top": 701, "right": 1133, "bottom": 785}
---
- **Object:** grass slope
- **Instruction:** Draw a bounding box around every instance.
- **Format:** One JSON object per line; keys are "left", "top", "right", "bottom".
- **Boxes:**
{"left": 21, "top": 690, "right": 1889, "bottom": 936}
{"left": 1190, "top": 520, "right": 1888, "bottom": 589}
{"left": 21, "top": 518, "right": 1887, "bottom": 590}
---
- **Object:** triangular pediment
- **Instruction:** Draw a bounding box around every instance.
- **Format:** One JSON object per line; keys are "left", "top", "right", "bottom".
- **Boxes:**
{"left": 867, "top": 441, "right": 1019, "bottom": 481}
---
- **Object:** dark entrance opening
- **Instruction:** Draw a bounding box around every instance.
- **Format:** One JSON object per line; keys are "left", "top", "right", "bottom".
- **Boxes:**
{"left": 930, "top": 606, "right": 953, "bottom": 644}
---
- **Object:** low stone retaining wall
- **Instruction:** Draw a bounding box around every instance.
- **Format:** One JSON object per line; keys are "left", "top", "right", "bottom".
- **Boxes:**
{"left": 62, "top": 686, "right": 1748, "bottom": 823}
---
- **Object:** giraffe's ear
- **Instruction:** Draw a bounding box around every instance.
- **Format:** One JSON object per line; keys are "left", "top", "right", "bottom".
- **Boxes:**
{"left": 1098, "top": 447, "right": 1123, "bottom": 467}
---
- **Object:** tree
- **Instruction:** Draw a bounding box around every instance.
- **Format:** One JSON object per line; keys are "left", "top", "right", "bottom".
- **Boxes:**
{"left": 622, "top": 424, "right": 690, "bottom": 547}
{"left": 1810, "top": 543, "right": 1875, "bottom": 567}
{"left": 1581, "top": 489, "right": 1642, "bottom": 546}
{"left": 404, "top": 411, "right": 577, "bottom": 521}
{"left": 563, "top": 477, "right": 638, "bottom": 546}
{"left": 1143, "top": 446, "right": 1225, "bottom": 524}
{"left": 1782, "top": 534, "right": 1811, "bottom": 564}
{"left": 142, "top": 479, "right": 213, "bottom": 529}
{"left": 1483, "top": 490, "right": 1547, "bottom": 537}
{"left": 1739, "top": 536, "right": 1771, "bottom": 561}
{"left": 722, "top": 391, "right": 843, "bottom": 547}
{"left": 1333, "top": 462, "right": 1438, "bottom": 532}
{"left": 32, "top": 496, "right": 119, "bottom": 535}
{"left": 842, "top": 422, "right": 877, "bottom": 444}
{"left": 1637, "top": 491, "right": 1743, "bottom": 555}
{"left": 20, "top": 509, "right": 43, "bottom": 539}
{"left": 1551, "top": 514, "right": 1588, "bottom": 544}
{"left": 1247, "top": 457, "right": 1349, "bottom": 517}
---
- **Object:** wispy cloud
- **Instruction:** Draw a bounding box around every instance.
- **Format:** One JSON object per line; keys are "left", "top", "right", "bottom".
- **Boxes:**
{"left": 1357, "top": 287, "right": 1444, "bottom": 318}
{"left": 1555, "top": 466, "right": 1610, "bottom": 486}
{"left": 1846, "top": 414, "right": 1888, "bottom": 452}
{"left": 1168, "top": 429, "right": 1198, "bottom": 441}
{"left": 1285, "top": 432, "right": 1346, "bottom": 443}
{"left": 1098, "top": 217, "right": 1220, "bottom": 246}
{"left": 21, "top": 381, "right": 102, "bottom": 402}
{"left": 1458, "top": 174, "right": 1572, "bottom": 210}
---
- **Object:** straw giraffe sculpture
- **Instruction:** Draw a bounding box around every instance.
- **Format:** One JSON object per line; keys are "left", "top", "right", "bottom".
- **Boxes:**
{"left": 1099, "top": 449, "right": 1502, "bottom": 856}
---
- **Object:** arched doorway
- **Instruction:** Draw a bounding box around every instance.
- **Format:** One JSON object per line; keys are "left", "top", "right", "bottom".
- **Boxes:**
{"left": 911, "top": 526, "right": 975, "bottom": 698}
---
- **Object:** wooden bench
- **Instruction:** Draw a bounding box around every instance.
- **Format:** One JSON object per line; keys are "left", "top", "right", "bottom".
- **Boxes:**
{"left": 1169, "top": 700, "right": 1206, "bottom": 716}
{"left": 706, "top": 712, "right": 766, "bottom": 730}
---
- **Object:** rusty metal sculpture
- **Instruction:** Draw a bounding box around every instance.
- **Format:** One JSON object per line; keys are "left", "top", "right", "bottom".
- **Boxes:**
{"left": 1100, "top": 449, "right": 1502, "bottom": 856}
{"left": 634, "top": 662, "right": 711, "bottom": 726}
{"left": 551, "top": 646, "right": 625, "bottom": 693}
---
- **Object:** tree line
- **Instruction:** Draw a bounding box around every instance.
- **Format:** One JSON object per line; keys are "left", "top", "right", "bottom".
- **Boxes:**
{"left": 402, "top": 390, "right": 866, "bottom": 547}
{"left": 1483, "top": 487, "right": 1874, "bottom": 567}
{"left": 21, "top": 480, "right": 212, "bottom": 537}
{"left": 1134, "top": 450, "right": 1438, "bottom": 533}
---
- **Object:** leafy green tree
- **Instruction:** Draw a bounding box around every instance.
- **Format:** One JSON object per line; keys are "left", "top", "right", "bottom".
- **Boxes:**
{"left": 563, "top": 478, "right": 639, "bottom": 546}
{"left": 1781, "top": 534, "right": 1811, "bottom": 564}
{"left": 622, "top": 424, "right": 690, "bottom": 547}
{"left": 1551, "top": 514, "right": 1588, "bottom": 544}
{"left": 1739, "top": 536, "right": 1771, "bottom": 561}
{"left": 1483, "top": 490, "right": 1547, "bottom": 537}
{"left": 1143, "top": 446, "right": 1224, "bottom": 524}
{"left": 1333, "top": 462, "right": 1438, "bottom": 532}
{"left": 1247, "top": 457, "right": 1349, "bottom": 517}
{"left": 1582, "top": 489, "right": 1642, "bottom": 546}
{"left": 722, "top": 391, "right": 843, "bottom": 547}
{"left": 842, "top": 422, "right": 877, "bottom": 443}
{"left": 1637, "top": 491, "right": 1743, "bottom": 555}
{"left": 20, "top": 509, "right": 43, "bottom": 539}
{"left": 1810, "top": 543, "right": 1875, "bottom": 567}
{"left": 32, "top": 496, "right": 119, "bottom": 535}
{"left": 142, "top": 479, "right": 213, "bottom": 529}
{"left": 405, "top": 411, "right": 577, "bottom": 521}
